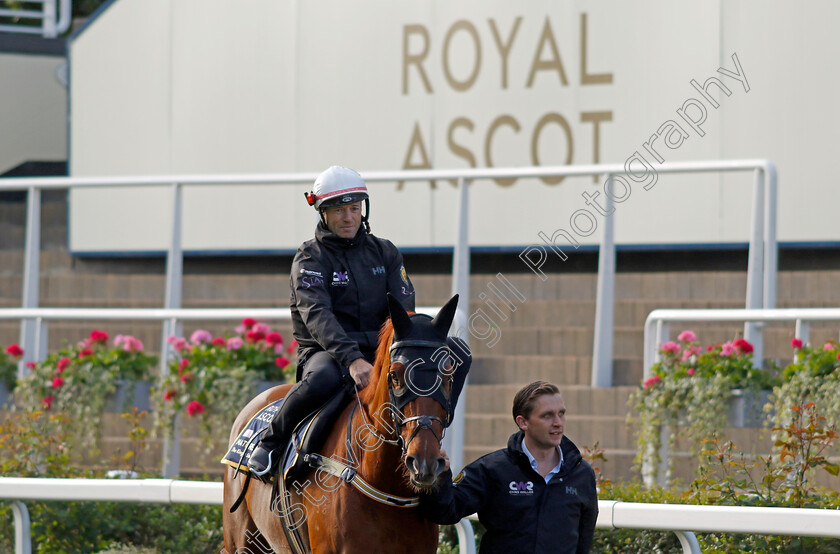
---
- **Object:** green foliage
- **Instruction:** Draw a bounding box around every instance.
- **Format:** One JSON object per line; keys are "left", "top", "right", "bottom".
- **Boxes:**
{"left": 153, "top": 320, "right": 297, "bottom": 457}
{"left": 14, "top": 330, "right": 156, "bottom": 451}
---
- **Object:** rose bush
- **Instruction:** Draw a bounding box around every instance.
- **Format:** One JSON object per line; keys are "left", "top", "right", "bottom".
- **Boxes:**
{"left": 153, "top": 318, "right": 298, "bottom": 456}
{"left": 629, "top": 330, "right": 778, "bottom": 481}
{"left": 14, "top": 330, "right": 157, "bottom": 450}
{"left": 1, "top": 342, "right": 24, "bottom": 394}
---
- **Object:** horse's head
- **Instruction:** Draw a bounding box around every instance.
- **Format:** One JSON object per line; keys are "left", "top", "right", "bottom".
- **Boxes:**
{"left": 364, "top": 294, "right": 463, "bottom": 489}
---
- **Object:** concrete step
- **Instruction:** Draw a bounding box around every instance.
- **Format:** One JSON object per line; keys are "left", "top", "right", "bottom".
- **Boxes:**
{"left": 464, "top": 413, "right": 634, "bottom": 452}
{"left": 465, "top": 384, "right": 635, "bottom": 418}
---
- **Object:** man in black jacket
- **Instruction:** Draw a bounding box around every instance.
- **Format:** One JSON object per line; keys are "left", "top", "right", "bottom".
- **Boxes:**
{"left": 421, "top": 381, "right": 599, "bottom": 553}
{"left": 248, "top": 165, "right": 416, "bottom": 479}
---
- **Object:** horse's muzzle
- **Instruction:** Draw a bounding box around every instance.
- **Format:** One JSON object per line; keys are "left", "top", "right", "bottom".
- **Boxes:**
{"left": 405, "top": 454, "right": 447, "bottom": 488}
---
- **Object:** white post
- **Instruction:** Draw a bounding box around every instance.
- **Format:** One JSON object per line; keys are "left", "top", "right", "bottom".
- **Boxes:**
{"left": 445, "top": 176, "right": 470, "bottom": 474}
{"left": 763, "top": 163, "right": 778, "bottom": 310}
{"left": 162, "top": 184, "right": 184, "bottom": 477}
{"left": 794, "top": 320, "right": 810, "bottom": 363}
{"left": 744, "top": 168, "right": 765, "bottom": 367}
{"left": 18, "top": 187, "right": 41, "bottom": 379}
{"left": 12, "top": 500, "right": 32, "bottom": 554}
{"left": 42, "top": 0, "right": 56, "bottom": 38}
{"left": 592, "top": 174, "right": 616, "bottom": 388}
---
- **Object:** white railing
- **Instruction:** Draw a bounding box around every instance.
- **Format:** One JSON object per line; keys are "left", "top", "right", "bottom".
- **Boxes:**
{"left": 0, "top": 162, "right": 777, "bottom": 474}
{"left": 0, "top": 0, "right": 71, "bottom": 38}
{"left": 4, "top": 477, "right": 840, "bottom": 554}
{"left": 642, "top": 307, "right": 840, "bottom": 486}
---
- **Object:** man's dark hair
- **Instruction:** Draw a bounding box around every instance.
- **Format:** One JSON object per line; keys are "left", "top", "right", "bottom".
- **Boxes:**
{"left": 512, "top": 381, "right": 560, "bottom": 421}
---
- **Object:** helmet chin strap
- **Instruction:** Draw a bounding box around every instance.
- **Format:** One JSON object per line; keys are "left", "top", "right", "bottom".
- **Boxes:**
{"left": 362, "top": 198, "right": 371, "bottom": 233}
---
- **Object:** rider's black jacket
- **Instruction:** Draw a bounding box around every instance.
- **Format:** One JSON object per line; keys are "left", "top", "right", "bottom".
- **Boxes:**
{"left": 290, "top": 221, "right": 415, "bottom": 376}
{"left": 420, "top": 431, "right": 599, "bottom": 554}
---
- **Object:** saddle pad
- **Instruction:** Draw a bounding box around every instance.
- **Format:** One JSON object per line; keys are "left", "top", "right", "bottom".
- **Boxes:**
{"left": 220, "top": 398, "right": 285, "bottom": 472}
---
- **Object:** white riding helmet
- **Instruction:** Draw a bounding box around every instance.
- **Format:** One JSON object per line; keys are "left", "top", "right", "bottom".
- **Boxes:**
{"left": 305, "top": 166, "right": 369, "bottom": 210}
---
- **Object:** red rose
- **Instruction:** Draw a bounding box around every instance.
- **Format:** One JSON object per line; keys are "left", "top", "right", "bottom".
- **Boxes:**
{"left": 42, "top": 395, "right": 54, "bottom": 409}
{"left": 211, "top": 337, "right": 226, "bottom": 347}
{"left": 89, "top": 330, "right": 109, "bottom": 343}
{"left": 733, "top": 339, "right": 754, "bottom": 354}
{"left": 5, "top": 344, "right": 23, "bottom": 357}
{"left": 275, "top": 356, "right": 290, "bottom": 368}
{"left": 178, "top": 358, "right": 190, "bottom": 374}
{"left": 266, "top": 332, "right": 283, "bottom": 346}
{"left": 57, "top": 357, "right": 71, "bottom": 372}
{"left": 186, "top": 400, "right": 205, "bottom": 417}
{"left": 164, "top": 389, "right": 177, "bottom": 401}
{"left": 246, "top": 330, "right": 265, "bottom": 343}
{"left": 25, "top": 361, "right": 36, "bottom": 369}
{"left": 242, "top": 318, "right": 257, "bottom": 329}
{"left": 180, "top": 372, "right": 193, "bottom": 383}
{"left": 791, "top": 338, "right": 803, "bottom": 349}
{"left": 78, "top": 348, "right": 93, "bottom": 358}
{"left": 51, "top": 377, "right": 64, "bottom": 389}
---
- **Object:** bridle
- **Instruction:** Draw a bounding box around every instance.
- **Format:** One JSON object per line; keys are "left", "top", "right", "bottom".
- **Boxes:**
{"left": 352, "top": 337, "right": 456, "bottom": 456}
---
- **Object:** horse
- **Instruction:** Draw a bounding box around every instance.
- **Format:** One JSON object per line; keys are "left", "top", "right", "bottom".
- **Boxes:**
{"left": 222, "top": 294, "right": 468, "bottom": 553}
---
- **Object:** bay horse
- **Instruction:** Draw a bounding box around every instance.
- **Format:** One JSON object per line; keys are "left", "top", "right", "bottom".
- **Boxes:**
{"left": 222, "top": 294, "right": 467, "bottom": 553}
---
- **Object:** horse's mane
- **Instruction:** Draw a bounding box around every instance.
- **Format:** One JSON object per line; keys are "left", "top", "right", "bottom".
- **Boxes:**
{"left": 358, "top": 314, "right": 411, "bottom": 407}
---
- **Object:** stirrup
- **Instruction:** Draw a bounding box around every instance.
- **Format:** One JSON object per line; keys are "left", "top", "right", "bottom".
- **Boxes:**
{"left": 249, "top": 445, "right": 279, "bottom": 482}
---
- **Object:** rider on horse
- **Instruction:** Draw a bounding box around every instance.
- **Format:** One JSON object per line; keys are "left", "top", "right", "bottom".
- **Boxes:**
{"left": 248, "top": 165, "right": 416, "bottom": 480}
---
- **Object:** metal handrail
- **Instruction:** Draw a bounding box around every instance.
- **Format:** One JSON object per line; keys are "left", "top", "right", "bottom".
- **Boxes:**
{"left": 4, "top": 477, "right": 840, "bottom": 554}
{"left": 0, "top": 0, "right": 71, "bottom": 37}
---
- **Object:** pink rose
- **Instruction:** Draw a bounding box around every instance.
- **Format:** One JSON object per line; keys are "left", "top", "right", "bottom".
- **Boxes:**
{"left": 643, "top": 375, "right": 661, "bottom": 391}
{"left": 246, "top": 329, "right": 266, "bottom": 343}
{"left": 5, "top": 344, "right": 23, "bottom": 357}
{"left": 734, "top": 339, "right": 754, "bottom": 354}
{"left": 824, "top": 342, "right": 836, "bottom": 351}
{"left": 687, "top": 368, "right": 695, "bottom": 376}
{"left": 791, "top": 338, "right": 803, "bottom": 349}
{"left": 274, "top": 343, "right": 286, "bottom": 355}
{"left": 721, "top": 342, "right": 736, "bottom": 357}
{"left": 190, "top": 329, "right": 213, "bottom": 345}
{"left": 226, "top": 337, "right": 244, "bottom": 350}
{"left": 186, "top": 400, "right": 205, "bottom": 417}
{"left": 681, "top": 346, "right": 699, "bottom": 361}
{"left": 89, "top": 330, "right": 109, "bottom": 344}
{"left": 252, "top": 323, "right": 271, "bottom": 336}
{"left": 677, "top": 330, "right": 697, "bottom": 343}
{"left": 660, "top": 341, "right": 680, "bottom": 355}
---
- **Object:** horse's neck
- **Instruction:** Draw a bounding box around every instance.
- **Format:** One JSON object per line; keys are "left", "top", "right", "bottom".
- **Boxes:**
{"left": 344, "top": 399, "right": 410, "bottom": 495}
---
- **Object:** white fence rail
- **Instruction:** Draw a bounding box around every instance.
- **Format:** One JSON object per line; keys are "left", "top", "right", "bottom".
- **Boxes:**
{"left": 0, "top": 0, "right": 71, "bottom": 37}
{"left": 4, "top": 477, "right": 840, "bottom": 554}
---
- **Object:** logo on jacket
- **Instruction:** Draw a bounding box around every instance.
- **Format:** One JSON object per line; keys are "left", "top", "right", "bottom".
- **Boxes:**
{"left": 371, "top": 265, "right": 385, "bottom": 275}
{"left": 332, "top": 271, "right": 350, "bottom": 286}
{"left": 565, "top": 486, "right": 578, "bottom": 496}
{"left": 508, "top": 481, "right": 534, "bottom": 495}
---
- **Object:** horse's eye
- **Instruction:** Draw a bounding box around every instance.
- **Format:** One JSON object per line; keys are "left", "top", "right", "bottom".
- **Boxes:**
{"left": 390, "top": 371, "right": 401, "bottom": 387}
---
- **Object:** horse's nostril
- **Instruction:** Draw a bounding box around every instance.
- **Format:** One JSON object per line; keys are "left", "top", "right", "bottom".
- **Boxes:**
{"left": 406, "top": 455, "right": 418, "bottom": 474}
{"left": 434, "top": 456, "right": 446, "bottom": 476}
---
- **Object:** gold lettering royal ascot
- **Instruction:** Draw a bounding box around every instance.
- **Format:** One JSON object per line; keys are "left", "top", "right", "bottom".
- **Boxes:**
{"left": 400, "top": 13, "right": 613, "bottom": 189}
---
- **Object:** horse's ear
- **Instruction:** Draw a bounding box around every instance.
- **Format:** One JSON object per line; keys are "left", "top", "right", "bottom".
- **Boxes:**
{"left": 431, "top": 294, "right": 459, "bottom": 337}
{"left": 388, "top": 293, "right": 413, "bottom": 339}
